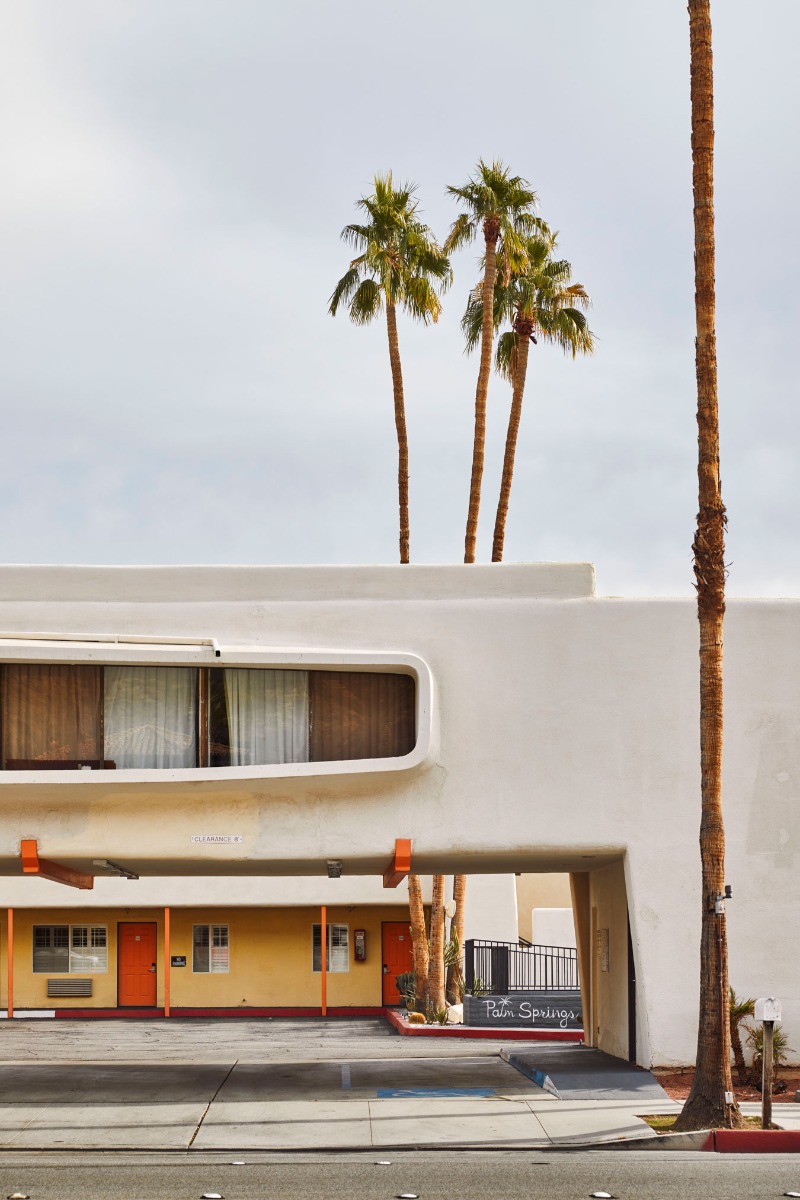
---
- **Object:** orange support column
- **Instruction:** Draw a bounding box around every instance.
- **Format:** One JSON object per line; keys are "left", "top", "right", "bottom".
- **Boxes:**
{"left": 164, "top": 907, "right": 171, "bottom": 1018}
{"left": 7, "top": 909, "right": 13, "bottom": 1020}
{"left": 320, "top": 904, "right": 327, "bottom": 1017}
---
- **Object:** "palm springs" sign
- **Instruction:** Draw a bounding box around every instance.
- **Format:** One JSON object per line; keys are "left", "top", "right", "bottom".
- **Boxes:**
{"left": 463, "top": 990, "right": 582, "bottom": 1030}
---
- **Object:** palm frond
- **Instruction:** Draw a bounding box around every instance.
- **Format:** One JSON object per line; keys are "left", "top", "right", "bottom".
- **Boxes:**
{"left": 495, "top": 330, "right": 518, "bottom": 382}
{"left": 340, "top": 222, "right": 375, "bottom": 249}
{"left": 444, "top": 211, "right": 476, "bottom": 254}
{"left": 404, "top": 276, "right": 443, "bottom": 325}
{"left": 461, "top": 293, "right": 484, "bottom": 353}
{"left": 331, "top": 174, "right": 450, "bottom": 328}
{"left": 348, "top": 278, "right": 382, "bottom": 325}
{"left": 328, "top": 265, "right": 362, "bottom": 316}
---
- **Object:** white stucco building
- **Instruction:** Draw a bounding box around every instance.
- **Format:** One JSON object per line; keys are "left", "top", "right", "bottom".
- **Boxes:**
{"left": 0, "top": 562, "right": 796, "bottom": 1065}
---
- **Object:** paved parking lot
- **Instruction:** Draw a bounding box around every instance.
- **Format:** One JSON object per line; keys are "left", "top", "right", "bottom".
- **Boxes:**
{"left": 0, "top": 1018, "right": 676, "bottom": 1149}
{"left": 0, "top": 1016, "right": 508, "bottom": 1063}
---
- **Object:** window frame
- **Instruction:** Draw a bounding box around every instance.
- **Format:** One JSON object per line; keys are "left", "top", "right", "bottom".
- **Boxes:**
{"left": 311, "top": 922, "right": 350, "bottom": 974}
{"left": 32, "top": 923, "right": 108, "bottom": 974}
{"left": 0, "top": 651, "right": 430, "bottom": 781}
{"left": 192, "top": 923, "right": 230, "bottom": 974}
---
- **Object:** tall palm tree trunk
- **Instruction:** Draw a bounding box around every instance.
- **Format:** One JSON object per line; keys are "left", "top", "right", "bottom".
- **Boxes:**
{"left": 464, "top": 221, "right": 499, "bottom": 563}
{"left": 385, "top": 299, "right": 410, "bottom": 564}
{"left": 492, "top": 321, "right": 532, "bottom": 562}
{"left": 426, "top": 873, "right": 446, "bottom": 1013}
{"left": 407, "top": 873, "right": 428, "bottom": 1008}
{"left": 673, "top": 0, "right": 742, "bottom": 1133}
{"left": 446, "top": 872, "right": 467, "bottom": 1003}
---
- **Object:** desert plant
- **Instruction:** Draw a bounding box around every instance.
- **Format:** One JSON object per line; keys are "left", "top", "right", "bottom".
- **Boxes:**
{"left": 744, "top": 1021, "right": 793, "bottom": 1083}
{"left": 444, "top": 932, "right": 464, "bottom": 1004}
{"left": 426, "top": 1003, "right": 448, "bottom": 1026}
{"left": 464, "top": 975, "right": 491, "bottom": 999}
{"left": 729, "top": 988, "right": 755, "bottom": 1085}
{"left": 395, "top": 971, "right": 416, "bottom": 1009}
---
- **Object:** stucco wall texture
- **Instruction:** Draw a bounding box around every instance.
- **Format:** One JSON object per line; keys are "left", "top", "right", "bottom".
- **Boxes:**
{"left": 0, "top": 563, "right": 797, "bottom": 1067}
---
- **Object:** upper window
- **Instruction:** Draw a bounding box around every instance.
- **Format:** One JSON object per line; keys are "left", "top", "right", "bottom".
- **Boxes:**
{"left": 33, "top": 925, "right": 107, "bottom": 973}
{"left": 0, "top": 665, "right": 415, "bottom": 770}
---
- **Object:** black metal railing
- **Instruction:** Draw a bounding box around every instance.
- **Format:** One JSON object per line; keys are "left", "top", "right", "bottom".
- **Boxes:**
{"left": 464, "top": 939, "right": 579, "bottom": 994}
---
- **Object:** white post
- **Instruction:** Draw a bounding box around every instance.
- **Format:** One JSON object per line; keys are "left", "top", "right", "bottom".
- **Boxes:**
{"left": 755, "top": 997, "right": 782, "bottom": 1131}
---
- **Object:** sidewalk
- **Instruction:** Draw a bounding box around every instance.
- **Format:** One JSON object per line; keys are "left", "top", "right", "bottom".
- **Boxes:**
{"left": 3, "top": 1060, "right": 795, "bottom": 1151}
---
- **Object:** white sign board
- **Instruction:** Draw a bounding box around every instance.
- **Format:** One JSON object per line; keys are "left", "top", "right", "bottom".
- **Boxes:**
{"left": 191, "top": 835, "right": 243, "bottom": 844}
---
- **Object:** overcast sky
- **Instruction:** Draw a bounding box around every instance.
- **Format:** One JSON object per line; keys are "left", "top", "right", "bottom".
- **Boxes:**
{"left": 0, "top": 1, "right": 796, "bottom": 596}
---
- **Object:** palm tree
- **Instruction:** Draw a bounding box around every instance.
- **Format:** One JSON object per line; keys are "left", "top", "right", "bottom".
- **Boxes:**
{"left": 444, "top": 164, "right": 541, "bottom": 967}
{"left": 673, "top": 0, "right": 743, "bottom": 1133}
{"left": 444, "top": 160, "right": 543, "bottom": 564}
{"left": 425, "top": 873, "right": 447, "bottom": 1014}
{"left": 462, "top": 233, "right": 594, "bottom": 562}
{"left": 407, "top": 873, "right": 428, "bottom": 1008}
{"left": 329, "top": 174, "right": 451, "bottom": 564}
{"left": 446, "top": 873, "right": 466, "bottom": 1004}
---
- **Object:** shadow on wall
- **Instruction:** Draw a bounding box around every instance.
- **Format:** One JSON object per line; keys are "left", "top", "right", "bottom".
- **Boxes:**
{"left": 747, "top": 719, "right": 800, "bottom": 868}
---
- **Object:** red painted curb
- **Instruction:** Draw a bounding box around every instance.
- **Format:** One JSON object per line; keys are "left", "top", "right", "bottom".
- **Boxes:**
{"left": 52, "top": 1006, "right": 386, "bottom": 1020}
{"left": 383, "top": 1007, "right": 583, "bottom": 1040}
{"left": 713, "top": 1129, "right": 800, "bottom": 1153}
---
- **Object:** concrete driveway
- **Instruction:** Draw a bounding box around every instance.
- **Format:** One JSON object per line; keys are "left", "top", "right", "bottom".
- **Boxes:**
{"left": 0, "top": 1018, "right": 674, "bottom": 1150}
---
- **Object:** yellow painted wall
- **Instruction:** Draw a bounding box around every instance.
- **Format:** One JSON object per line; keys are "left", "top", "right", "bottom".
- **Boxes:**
{"left": 514, "top": 873, "right": 573, "bottom": 942}
{"left": 589, "top": 861, "right": 630, "bottom": 1060}
{"left": 0, "top": 906, "right": 409, "bottom": 1010}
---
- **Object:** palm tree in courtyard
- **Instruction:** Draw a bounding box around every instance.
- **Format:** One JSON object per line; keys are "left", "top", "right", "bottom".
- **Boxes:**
{"left": 445, "top": 160, "right": 544, "bottom": 564}
{"left": 426, "top": 873, "right": 446, "bottom": 1014}
{"left": 462, "top": 233, "right": 594, "bottom": 561}
{"left": 329, "top": 174, "right": 451, "bottom": 564}
{"left": 672, "top": 0, "right": 743, "bottom": 1132}
{"left": 407, "top": 872, "right": 429, "bottom": 1008}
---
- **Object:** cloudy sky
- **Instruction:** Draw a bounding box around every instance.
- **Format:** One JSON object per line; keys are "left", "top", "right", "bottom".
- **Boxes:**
{"left": 0, "top": 1, "right": 796, "bottom": 596}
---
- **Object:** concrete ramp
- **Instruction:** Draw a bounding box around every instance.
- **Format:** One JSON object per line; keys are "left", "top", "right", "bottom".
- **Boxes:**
{"left": 503, "top": 1044, "right": 669, "bottom": 1101}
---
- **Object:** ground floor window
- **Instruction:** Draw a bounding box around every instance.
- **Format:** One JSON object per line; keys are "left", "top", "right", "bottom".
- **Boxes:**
{"left": 33, "top": 925, "right": 107, "bottom": 973}
{"left": 192, "top": 924, "right": 230, "bottom": 973}
{"left": 312, "top": 923, "right": 349, "bottom": 972}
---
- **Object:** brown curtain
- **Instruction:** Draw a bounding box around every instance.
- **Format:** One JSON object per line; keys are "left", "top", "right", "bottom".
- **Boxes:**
{"left": 309, "top": 671, "right": 415, "bottom": 762}
{"left": 1, "top": 665, "right": 102, "bottom": 767}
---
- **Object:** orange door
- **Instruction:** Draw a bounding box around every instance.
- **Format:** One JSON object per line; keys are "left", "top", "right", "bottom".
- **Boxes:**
{"left": 382, "top": 922, "right": 413, "bottom": 1005}
{"left": 118, "top": 923, "right": 157, "bottom": 1007}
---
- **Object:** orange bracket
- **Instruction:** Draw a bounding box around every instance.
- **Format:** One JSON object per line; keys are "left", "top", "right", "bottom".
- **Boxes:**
{"left": 383, "top": 838, "right": 412, "bottom": 888}
{"left": 20, "top": 839, "right": 94, "bottom": 890}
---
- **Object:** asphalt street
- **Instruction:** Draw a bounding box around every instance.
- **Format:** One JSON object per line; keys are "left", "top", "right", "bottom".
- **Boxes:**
{"left": 2, "top": 1150, "right": 800, "bottom": 1200}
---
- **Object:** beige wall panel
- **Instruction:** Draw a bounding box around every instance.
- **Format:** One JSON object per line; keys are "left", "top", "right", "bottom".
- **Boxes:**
{"left": 590, "top": 862, "right": 629, "bottom": 1060}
